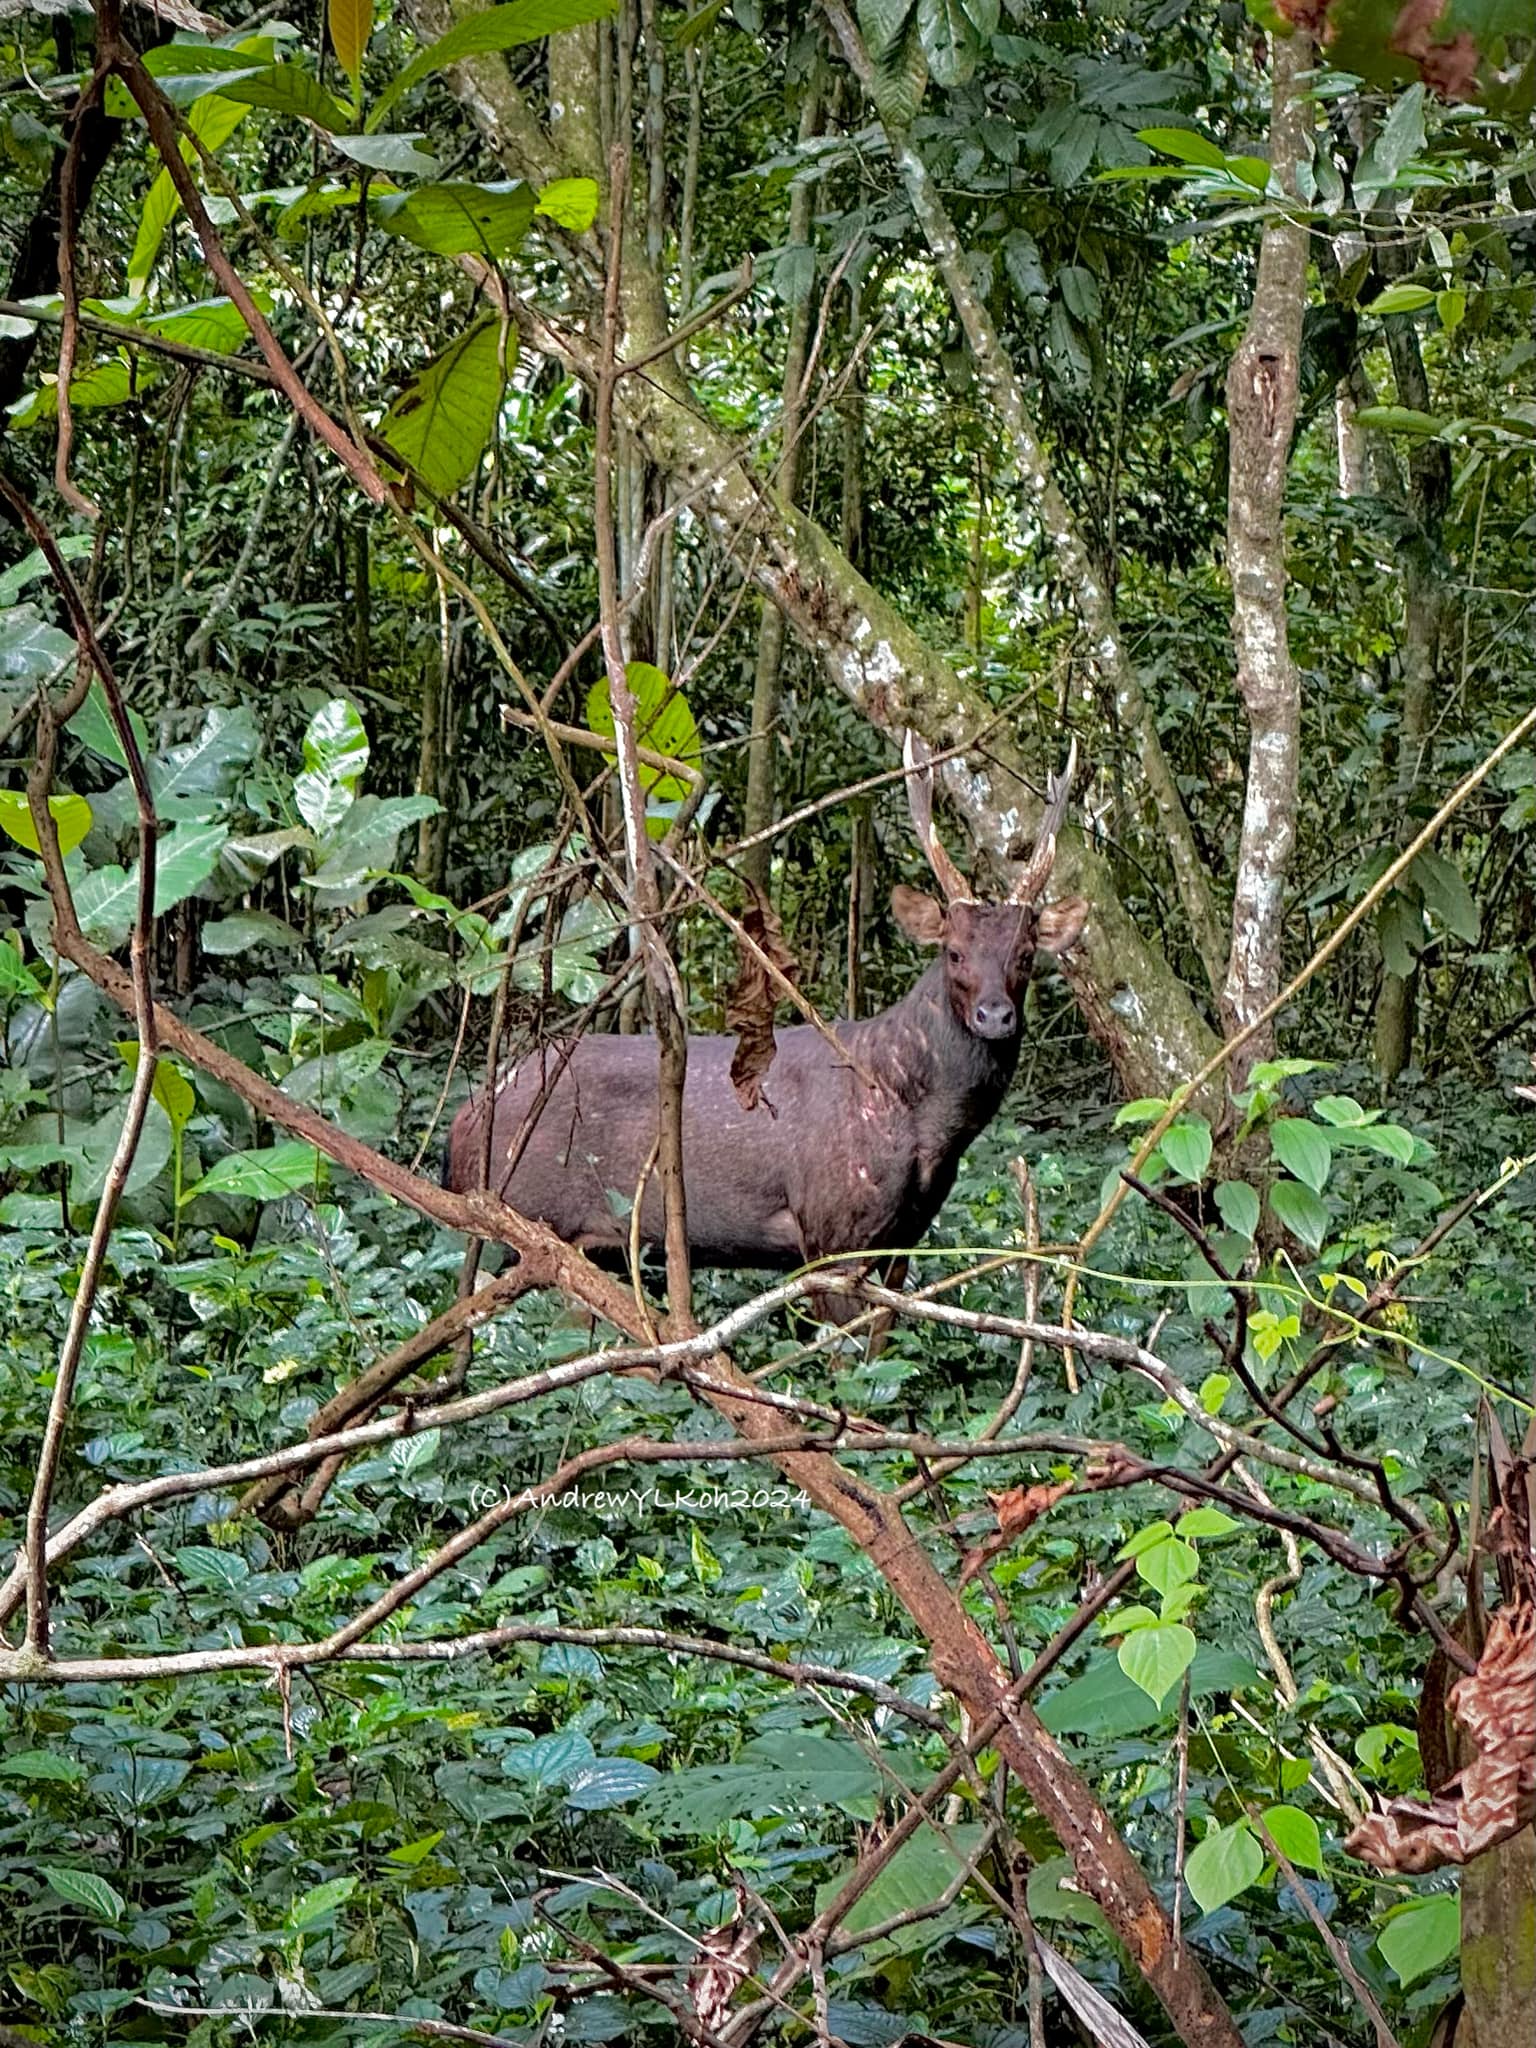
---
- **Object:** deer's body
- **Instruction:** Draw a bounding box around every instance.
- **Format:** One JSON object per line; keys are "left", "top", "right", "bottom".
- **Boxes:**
{"left": 444, "top": 735, "right": 1086, "bottom": 1280}
{"left": 445, "top": 956, "right": 1020, "bottom": 1268}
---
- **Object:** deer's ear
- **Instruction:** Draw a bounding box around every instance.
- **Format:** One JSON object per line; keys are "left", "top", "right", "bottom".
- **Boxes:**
{"left": 891, "top": 884, "right": 946, "bottom": 945}
{"left": 1038, "top": 896, "right": 1088, "bottom": 955}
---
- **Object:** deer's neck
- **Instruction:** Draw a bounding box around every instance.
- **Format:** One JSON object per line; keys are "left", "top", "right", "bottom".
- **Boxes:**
{"left": 846, "top": 961, "right": 1019, "bottom": 1138}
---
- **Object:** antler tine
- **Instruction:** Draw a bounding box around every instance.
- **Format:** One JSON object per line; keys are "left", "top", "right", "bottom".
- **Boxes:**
{"left": 1009, "top": 737, "right": 1078, "bottom": 905}
{"left": 903, "top": 731, "right": 973, "bottom": 904}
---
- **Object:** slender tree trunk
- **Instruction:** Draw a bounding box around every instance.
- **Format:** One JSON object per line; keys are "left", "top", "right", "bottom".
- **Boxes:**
{"left": 741, "top": 72, "right": 823, "bottom": 894}
{"left": 1373, "top": 253, "right": 1452, "bottom": 1084}
{"left": 1219, "top": 25, "right": 1312, "bottom": 1082}
{"left": 407, "top": 0, "right": 1224, "bottom": 1109}
{"left": 820, "top": 0, "right": 1229, "bottom": 1006}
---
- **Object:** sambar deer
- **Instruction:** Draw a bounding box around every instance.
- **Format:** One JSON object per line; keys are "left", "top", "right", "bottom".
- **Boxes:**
{"left": 444, "top": 735, "right": 1087, "bottom": 1281}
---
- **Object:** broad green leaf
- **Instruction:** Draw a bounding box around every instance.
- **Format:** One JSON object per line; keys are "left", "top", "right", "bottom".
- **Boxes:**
{"left": 71, "top": 1099, "right": 173, "bottom": 1206}
{"left": 8, "top": 359, "right": 136, "bottom": 428}
{"left": 386, "top": 1831, "right": 446, "bottom": 1866}
{"left": 296, "top": 698, "right": 369, "bottom": 836}
{"left": 1184, "top": 1821, "right": 1263, "bottom": 1913}
{"left": 379, "top": 318, "right": 513, "bottom": 496}
{"left": 1118, "top": 1622, "right": 1195, "bottom": 1706}
{"left": 68, "top": 678, "right": 151, "bottom": 771}
{"left": 1002, "top": 228, "right": 1047, "bottom": 304}
{"left": 0, "top": 535, "right": 92, "bottom": 607}
{"left": 1113, "top": 1096, "right": 1168, "bottom": 1126}
{"left": 288, "top": 1875, "right": 357, "bottom": 1928}
{"left": 1117, "top": 1520, "right": 1174, "bottom": 1561}
{"left": 333, "top": 132, "right": 440, "bottom": 175}
{"left": 1311, "top": 1094, "right": 1369, "bottom": 1126}
{"left": 118, "top": 1043, "right": 196, "bottom": 1138}
{"left": 502, "top": 1728, "right": 597, "bottom": 1790}
{"left": 212, "top": 64, "right": 353, "bottom": 131}
{"left": 1260, "top": 1804, "right": 1323, "bottom": 1874}
{"left": 1138, "top": 125, "right": 1226, "bottom": 169}
{"left": 151, "top": 821, "right": 229, "bottom": 916}
{"left": 1268, "top": 1178, "right": 1330, "bottom": 1252}
{"left": 1437, "top": 287, "right": 1466, "bottom": 331}
{"left": 860, "top": 0, "right": 927, "bottom": 126}
{"left": 153, "top": 704, "right": 260, "bottom": 810}
{"left": 129, "top": 93, "right": 251, "bottom": 294}
{"left": 183, "top": 1141, "right": 326, "bottom": 1203}
{"left": 1377, "top": 1893, "right": 1460, "bottom": 1986}
{"left": 1412, "top": 848, "right": 1479, "bottom": 942}
{"left": 564, "top": 1760, "right": 662, "bottom": 1811}
{"left": 535, "top": 177, "right": 600, "bottom": 230}
{"left": 330, "top": 0, "right": 373, "bottom": 93}
{"left": 41, "top": 1868, "right": 125, "bottom": 1924}
{"left": 1134, "top": 1536, "right": 1199, "bottom": 1599}
{"left": 0, "top": 790, "right": 92, "bottom": 858}
{"left": 139, "top": 295, "right": 265, "bottom": 353}
{"left": 917, "top": 0, "right": 983, "bottom": 88}
{"left": 1328, "top": 1121, "right": 1417, "bottom": 1164}
{"left": 1270, "top": 1117, "right": 1331, "bottom": 1193}
{"left": 1353, "top": 404, "right": 1444, "bottom": 436}
{"left": 1178, "top": 1507, "right": 1240, "bottom": 1538}
{"left": 1160, "top": 1116, "right": 1212, "bottom": 1183}
{"left": 72, "top": 864, "right": 137, "bottom": 950}
{"left": 1228, "top": 155, "right": 1270, "bottom": 190}
{"left": 1041, "top": 1647, "right": 1260, "bottom": 1739}
{"left": 370, "top": 0, "right": 620, "bottom": 128}
{"left": 0, "top": 1750, "right": 81, "bottom": 1782}
{"left": 371, "top": 180, "right": 535, "bottom": 257}
{"left": 1365, "top": 283, "right": 1437, "bottom": 317}
{"left": 585, "top": 663, "right": 702, "bottom": 807}
{"left": 201, "top": 911, "right": 304, "bottom": 954}
{"left": 815, "top": 1825, "right": 986, "bottom": 1950}
{"left": 1197, "top": 1373, "right": 1231, "bottom": 1414}
{"left": 1213, "top": 1180, "right": 1260, "bottom": 1239}
{"left": 0, "top": 938, "right": 40, "bottom": 998}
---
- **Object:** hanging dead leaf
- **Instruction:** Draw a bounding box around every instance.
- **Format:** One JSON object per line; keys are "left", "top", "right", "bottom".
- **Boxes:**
{"left": 1346, "top": 1599, "right": 1536, "bottom": 1871}
{"left": 686, "top": 1890, "right": 761, "bottom": 2031}
{"left": 726, "top": 881, "right": 798, "bottom": 1112}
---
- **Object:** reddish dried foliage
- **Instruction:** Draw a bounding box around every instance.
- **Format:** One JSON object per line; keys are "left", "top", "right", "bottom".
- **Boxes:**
{"left": 725, "top": 882, "right": 799, "bottom": 1112}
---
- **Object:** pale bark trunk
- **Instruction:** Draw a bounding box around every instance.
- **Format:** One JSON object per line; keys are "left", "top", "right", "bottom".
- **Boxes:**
{"left": 1220, "top": 26, "right": 1312, "bottom": 1081}
{"left": 820, "top": 0, "right": 1229, "bottom": 1006}
{"left": 407, "top": 0, "right": 1222, "bottom": 1109}
{"left": 742, "top": 73, "right": 822, "bottom": 894}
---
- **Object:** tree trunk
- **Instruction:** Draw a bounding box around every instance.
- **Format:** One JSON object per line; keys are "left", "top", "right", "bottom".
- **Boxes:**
{"left": 820, "top": 0, "right": 1229, "bottom": 1007}
{"left": 1219, "top": 24, "right": 1312, "bottom": 1083}
{"left": 741, "top": 73, "right": 823, "bottom": 894}
{"left": 407, "top": 0, "right": 1223, "bottom": 1110}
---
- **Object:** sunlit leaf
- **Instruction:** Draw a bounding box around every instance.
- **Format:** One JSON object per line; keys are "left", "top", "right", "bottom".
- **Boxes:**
{"left": 379, "top": 319, "right": 513, "bottom": 497}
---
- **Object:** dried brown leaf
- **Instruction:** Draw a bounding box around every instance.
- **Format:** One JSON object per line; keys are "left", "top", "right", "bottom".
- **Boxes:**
{"left": 686, "top": 1899, "right": 760, "bottom": 2031}
{"left": 1346, "top": 1601, "right": 1536, "bottom": 1871}
{"left": 726, "top": 882, "right": 798, "bottom": 1113}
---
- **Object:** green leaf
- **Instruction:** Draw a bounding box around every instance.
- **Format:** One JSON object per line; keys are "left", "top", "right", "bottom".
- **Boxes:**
{"left": 564, "top": 1760, "right": 662, "bottom": 1811}
{"left": 151, "top": 821, "right": 229, "bottom": 916}
{"left": 288, "top": 1875, "right": 357, "bottom": 1928}
{"left": 1311, "top": 1094, "right": 1369, "bottom": 1127}
{"left": 1116, "top": 1520, "right": 1174, "bottom": 1561}
{"left": 379, "top": 318, "right": 513, "bottom": 497}
{"left": 0, "top": 1750, "right": 82, "bottom": 1783}
{"left": 1260, "top": 1803, "right": 1322, "bottom": 1873}
{"left": 585, "top": 663, "right": 702, "bottom": 806}
{"left": 8, "top": 359, "right": 136, "bottom": 428}
{"left": 128, "top": 93, "right": 251, "bottom": 294}
{"left": 1113, "top": 1096, "right": 1168, "bottom": 1127}
{"left": 1437, "top": 287, "right": 1466, "bottom": 331}
{"left": 1118, "top": 1622, "right": 1195, "bottom": 1706}
{"left": 330, "top": 0, "right": 373, "bottom": 93}
{"left": 1177, "top": 1506, "right": 1239, "bottom": 1537}
{"left": 332, "top": 132, "right": 440, "bottom": 174}
{"left": 1161, "top": 1116, "right": 1212, "bottom": 1183}
{"left": 297, "top": 698, "right": 369, "bottom": 835}
{"left": 1412, "top": 848, "right": 1479, "bottom": 942}
{"left": 202, "top": 911, "right": 304, "bottom": 955}
{"left": 1137, "top": 125, "right": 1226, "bottom": 168}
{"left": 1377, "top": 1893, "right": 1460, "bottom": 1986}
{"left": 1365, "top": 283, "right": 1437, "bottom": 317}
{"left": 1041, "top": 1646, "right": 1260, "bottom": 1738}
{"left": 0, "top": 537, "right": 92, "bottom": 607}
{"left": 1227, "top": 154, "right": 1271, "bottom": 191}
{"left": 1134, "top": 1536, "right": 1199, "bottom": 1599}
{"left": 371, "top": 180, "right": 535, "bottom": 257}
{"left": 1268, "top": 1178, "right": 1330, "bottom": 1252}
{"left": 371, "top": 0, "right": 620, "bottom": 128}
{"left": 1328, "top": 1121, "right": 1416, "bottom": 1164}
{"left": 0, "top": 790, "right": 92, "bottom": 858}
{"left": 0, "top": 938, "right": 41, "bottom": 999}
{"left": 212, "top": 64, "right": 353, "bottom": 132}
{"left": 917, "top": 0, "right": 983, "bottom": 89}
{"left": 139, "top": 294, "right": 264, "bottom": 354}
{"left": 1197, "top": 1373, "right": 1231, "bottom": 1415}
{"left": 1184, "top": 1821, "right": 1263, "bottom": 1913}
{"left": 386, "top": 1831, "right": 446, "bottom": 1866}
{"left": 860, "top": 0, "right": 927, "bottom": 126}
{"left": 153, "top": 704, "right": 260, "bottom": 811}
{"left": 535, "top": 176, "right": 600, "bottom": 230}
{"left": 184, "top": 1141, "right": 326, "bottom": 1203}
{"left": 1353, "top": 404, "right": 1444, "bottom": 436}
{"left": 71, "top": 864, "right": 136, "bottom": 950}
{"left": 71, "top": 1099, "right": 173, "bottom": 1206}
{"left": 41, "top": 1868, "right": 126, "bottom": 1924}
{"left": 1213, "top": 1180, "right": 1260, "bottom": 1239}
{"left": 118, "top": 1042, "right": 196, "bottom": 1138}
{"left": 1270, "top": 1117, "right": 1332, "bottom": 1193}
{"left": 68, "top": 678, "right": 151, "bottom": 770}
{"left": 815, "top": 1825, "right": 986, "bottom": 1950}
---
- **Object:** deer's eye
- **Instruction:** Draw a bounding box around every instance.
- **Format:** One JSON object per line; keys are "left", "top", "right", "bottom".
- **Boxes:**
{"left": 946, "top": 948, "right": 962, "bottom": 966}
